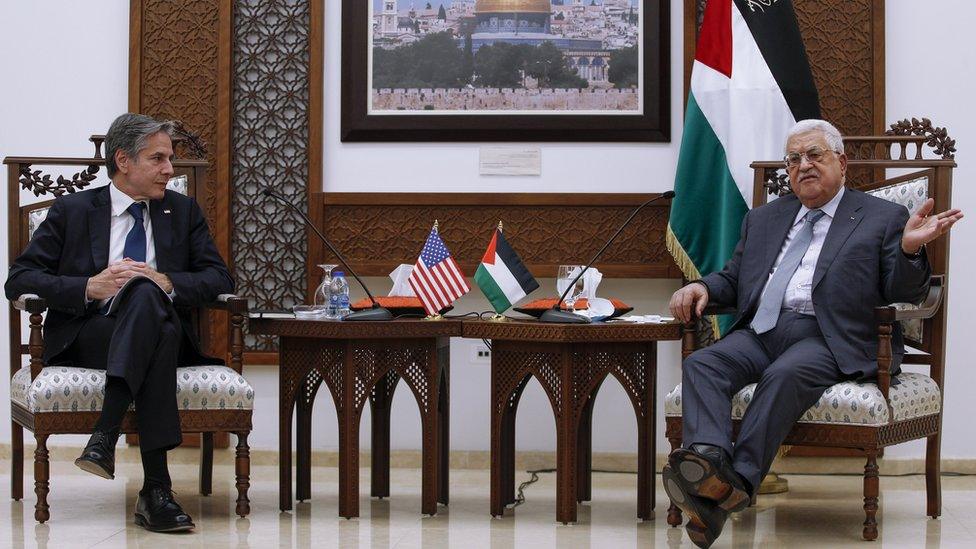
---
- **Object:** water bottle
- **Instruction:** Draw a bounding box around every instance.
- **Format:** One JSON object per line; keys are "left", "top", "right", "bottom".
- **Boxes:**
{"left": 330, "top": 271, "right": 350, "bottom": 319}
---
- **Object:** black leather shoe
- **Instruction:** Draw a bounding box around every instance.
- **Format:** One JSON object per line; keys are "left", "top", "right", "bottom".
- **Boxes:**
{"left": 669, "top": 444, "right": 751, "bottom": 513}
{"left": 74, "top": 430, "right": 119, "bottom": 480}
{"left": 663, "top": 463, "right": 729, "bottom": 548}
{"left": 134, "top": 486, "right": 195, "bottom": 533}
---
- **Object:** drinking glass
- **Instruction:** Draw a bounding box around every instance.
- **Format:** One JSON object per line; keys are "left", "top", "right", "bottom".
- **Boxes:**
{"left": 313, "top": 264, "right": 338, "bottom": 318}
{"left": 556, "top": 265, "right": 585, "bottom": 312}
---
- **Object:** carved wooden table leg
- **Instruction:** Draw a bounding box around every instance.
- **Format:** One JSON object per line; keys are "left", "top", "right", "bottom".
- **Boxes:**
{"left": 296, "top": 374, "right": 314, "bottom": 503}
{"left": 12, "top": 422, "right": 23, "bottom": 501}
{"left": 235, "top": 431, "right": 251, "bottom": 517}
{"left": 555, "top": 346, "right": 579, "bottom": 524}
{"left": 338, "top": 340, "right": 361, "bottom": 519}
{"left": 437, "top": 352, "right": 450, "bottom": 506}
{"left": 417, "top": 338, "right": 442, "bottom": 516}
{"left": 199, "top": 432, "right": 214, "bottom": 496}
{"left": 636, "top": 342, "right": 657, "bottom": 520}
{"left": 863, "top": 452, "right": 880, "bottom": 540}
{"left": 490, "top": 356, "right": 520, "bottom": 517}
{"left": 576, "top": 382, "right": 600, "bottom": 504}
{"left": 369, "top": 371, "right": 396, "bottom": 499}
{"left": 34, "top": 433, "right": 50, "bottom": 523}
{"left": 278, "top": 340, "right": 301, "bottom": 512}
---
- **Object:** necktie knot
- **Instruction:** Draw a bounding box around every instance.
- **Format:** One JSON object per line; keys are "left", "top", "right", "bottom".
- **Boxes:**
{"left": 127, "top": 202, "right": 146, "bottom": 223}
{"left": 805, "top": 209, "right": 825, "bottom": 225}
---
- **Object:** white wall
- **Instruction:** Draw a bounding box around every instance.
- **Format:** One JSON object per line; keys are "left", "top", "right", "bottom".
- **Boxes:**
{"left": 1, "top": 0, "right": 973, "bottom": 462}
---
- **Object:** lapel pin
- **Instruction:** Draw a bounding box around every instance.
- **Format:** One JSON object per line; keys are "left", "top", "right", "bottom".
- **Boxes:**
{"left": 850, "top": 216, "right": 855, "bottom": 220}
{"left": 163, "top": 209, "right": 171, "bottom": 214}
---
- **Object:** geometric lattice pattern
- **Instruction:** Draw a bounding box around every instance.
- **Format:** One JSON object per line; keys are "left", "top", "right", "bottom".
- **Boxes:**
{"left": 232, "top": 0, "right": 312, "bottom": 352}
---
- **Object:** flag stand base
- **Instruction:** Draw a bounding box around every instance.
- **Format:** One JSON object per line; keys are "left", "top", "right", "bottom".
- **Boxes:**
{"left": 488, "top": 314, "right": 508, "bottom": 322}
{"left": 423, "top": 314, "right": 444, "bottom": 321}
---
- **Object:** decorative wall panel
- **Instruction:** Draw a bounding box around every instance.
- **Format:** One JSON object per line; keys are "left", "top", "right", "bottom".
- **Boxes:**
{"left": 130, "top": 0, "right": 231, "bottom": 360}
{"left": 309, "top": 194, "right": 682, "bottom": 283}
{"left": 232, "top": 0, "right": 313, "bottom": 352}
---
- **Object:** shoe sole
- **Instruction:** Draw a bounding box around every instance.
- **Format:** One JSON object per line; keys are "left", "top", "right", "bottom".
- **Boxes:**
{"left": 74, "top": 458, "right": 114, "bottom": 480}
{"left": 134, "top": 513, "right": 195, "bottom": 533}
{"left": 662, "top": 466, "right": 719, "bottom": 548}
{"left": 669, "top": 449, "right": 750, "bottom": 513}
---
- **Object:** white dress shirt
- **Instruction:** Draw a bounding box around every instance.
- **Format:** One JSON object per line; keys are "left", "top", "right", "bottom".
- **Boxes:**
{"left": 108, "top": 182, "right": 157, "bottom": 268}
{"left": 90, "top": 183, "right": 166, "bottom": 308}
{"left": 764, "top": 186, "right": 846, "bottom": 316}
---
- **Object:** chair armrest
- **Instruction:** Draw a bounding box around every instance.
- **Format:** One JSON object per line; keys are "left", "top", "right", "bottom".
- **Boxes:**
{"left": 201, "top": 294, "right": 249, "bottom": 315}
{"left": 13, "top": 294, "right": 47, "bottom": 314}
{"left": 874, "top": 275, "right": 944, "bottom": 323}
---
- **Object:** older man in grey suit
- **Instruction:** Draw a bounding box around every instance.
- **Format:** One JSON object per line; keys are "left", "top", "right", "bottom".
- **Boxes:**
{"left": 662, "top": 119, "right": 963, "bottom": 548}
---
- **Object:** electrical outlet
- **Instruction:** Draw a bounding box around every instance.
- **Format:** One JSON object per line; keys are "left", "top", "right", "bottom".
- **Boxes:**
{"left": 472, "top": 345, "right": 491, "bottom": 362}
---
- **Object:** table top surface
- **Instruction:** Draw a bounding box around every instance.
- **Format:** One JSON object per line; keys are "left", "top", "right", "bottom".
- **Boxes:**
{"left": 460, "top": 318, "right": 682, "bottom": 342}
{"left": 248, "top": 317, "right": 463, "bottom": 338}
{"left": 248, "top": 316, "right": 682, "bottom": 342}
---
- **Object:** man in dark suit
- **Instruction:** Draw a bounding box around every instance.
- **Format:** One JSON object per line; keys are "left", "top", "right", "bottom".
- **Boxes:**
{"left": 663, "top": 119, "right": 963, "bottom": 548}
{"left": 5, "top": 113, "right": 233, "bottom": 532}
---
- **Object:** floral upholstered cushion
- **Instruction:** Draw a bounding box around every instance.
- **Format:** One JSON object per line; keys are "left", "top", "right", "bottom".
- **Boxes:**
{"left": 10, "top": 365, "right": 253, "bottom": 413}
{"left": 665, "top": 372, "right": 940, "bottom": 426}
{"left": 867, "top": 176, "right": 928, "bottom": 215}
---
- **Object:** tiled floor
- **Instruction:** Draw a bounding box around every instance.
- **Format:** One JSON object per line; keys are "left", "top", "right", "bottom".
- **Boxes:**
{"left": 1, "top": 456, "right": 975, "bottom": 548}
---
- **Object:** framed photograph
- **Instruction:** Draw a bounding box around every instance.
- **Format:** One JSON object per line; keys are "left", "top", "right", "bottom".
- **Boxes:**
{"left": 341, "top": 0, "right": 670, "bottom": 142}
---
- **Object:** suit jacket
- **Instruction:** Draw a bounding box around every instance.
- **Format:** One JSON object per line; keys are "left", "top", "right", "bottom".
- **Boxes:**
{"left": 700, "top": 189, "right": 931, "bottom": 380}
{"left": 5, "top": 185, "right": 234, "bottom": 367}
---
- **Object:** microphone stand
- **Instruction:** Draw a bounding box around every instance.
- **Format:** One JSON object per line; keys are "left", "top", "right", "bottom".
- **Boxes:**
{"left": 539, "top": 191, "right": 676, "bottom": 324}
{"left": 263, "top": 188, "right": 393, "bottom": 321}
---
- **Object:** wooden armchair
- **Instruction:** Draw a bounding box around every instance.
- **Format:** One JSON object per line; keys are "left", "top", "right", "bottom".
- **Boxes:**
{"left": 663, "top": 119, "right": 956, "bottom": 541}
{"left": 5, "top": 137, "right": 254, "bottom": 523}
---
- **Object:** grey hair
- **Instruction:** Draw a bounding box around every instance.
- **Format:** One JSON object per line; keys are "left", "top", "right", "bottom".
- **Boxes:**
{"left": 105, "top": 113, "right": 175, "bottom": 178}
{"left": 786, "top": 119, "right": 844, "bottom": 153}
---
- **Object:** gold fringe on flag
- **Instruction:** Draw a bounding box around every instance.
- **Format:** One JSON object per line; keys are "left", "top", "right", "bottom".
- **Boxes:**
{"left": 666, "top": 224, "right": 721, "bottom": 339}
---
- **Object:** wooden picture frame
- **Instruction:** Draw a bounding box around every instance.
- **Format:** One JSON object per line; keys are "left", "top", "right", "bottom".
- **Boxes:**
{"left": 341, "top": 0, "right": 670, "bottom": 142}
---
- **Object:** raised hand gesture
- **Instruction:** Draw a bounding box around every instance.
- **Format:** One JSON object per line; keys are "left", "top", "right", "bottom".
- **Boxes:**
{"left": 902, "top": 198, "right": 964, "bottom": 254}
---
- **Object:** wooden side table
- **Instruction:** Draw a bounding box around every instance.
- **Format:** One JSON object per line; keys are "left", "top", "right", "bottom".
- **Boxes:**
{"left": 250, "top": 318, "right": 461, "bottom": 517}
{"left": 461, "top": 319, "right": 682, "bottom": 524}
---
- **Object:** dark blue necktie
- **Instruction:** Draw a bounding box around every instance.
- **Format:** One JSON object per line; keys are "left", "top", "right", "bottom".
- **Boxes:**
{"left": 123, "top": 202, "right": 147, "bottom": 262}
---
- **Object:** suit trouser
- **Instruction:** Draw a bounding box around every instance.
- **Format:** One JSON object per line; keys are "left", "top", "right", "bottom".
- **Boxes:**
{"left": 681, "top": 311, "right": 848, "bottom": 491}
{"left": 65, "top": 279, "right": 183, "bottom": 452}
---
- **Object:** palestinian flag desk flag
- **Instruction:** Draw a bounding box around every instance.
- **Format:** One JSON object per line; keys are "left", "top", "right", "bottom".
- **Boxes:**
{"left": 667, "top": 0, "right": 820, "bottom": 335}
{"left": 475, "top": 226, "right": 539, "bottom": 314}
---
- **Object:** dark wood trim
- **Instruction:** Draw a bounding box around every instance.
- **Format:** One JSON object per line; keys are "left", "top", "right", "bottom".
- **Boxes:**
{"left": 872, "top": 0, "right": 886, "bottom": 134}
{"left": 244, "top": 351, "right": 279, "bottom": 366}
{"left": 308, "top": 0, "right": 324, "bottom": 198}
{"left": 211, "top": 0, "right": 233, "bottom": 364}
{"left": 128, "top": 0, "right": 143, "bottom": 112}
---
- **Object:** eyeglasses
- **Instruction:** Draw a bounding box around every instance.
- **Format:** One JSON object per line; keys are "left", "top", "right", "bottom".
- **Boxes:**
{"left": 784, "top": 146, "right": 838, "bottom": 168}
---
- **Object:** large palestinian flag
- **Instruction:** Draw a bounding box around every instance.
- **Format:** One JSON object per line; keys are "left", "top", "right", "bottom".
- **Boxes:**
{"left": 667, "top": 0, "right": 821, "bottom": 335}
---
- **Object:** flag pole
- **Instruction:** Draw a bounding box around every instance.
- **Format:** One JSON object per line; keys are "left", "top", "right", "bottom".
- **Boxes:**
{"left": 424, "top": 219, "right": 444, "bottom": 321}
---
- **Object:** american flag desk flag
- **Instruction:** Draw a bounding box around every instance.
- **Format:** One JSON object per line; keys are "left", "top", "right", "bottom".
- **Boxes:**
{"left": 407, "top": 224, "right": 470, "bottom": 316}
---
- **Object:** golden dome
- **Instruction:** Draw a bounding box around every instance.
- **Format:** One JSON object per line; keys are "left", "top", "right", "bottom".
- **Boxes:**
{"left": 475, "top": 0, "right": 552, "bottom": 14}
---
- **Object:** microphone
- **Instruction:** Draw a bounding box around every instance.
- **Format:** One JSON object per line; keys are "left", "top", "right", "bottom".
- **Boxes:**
{"left": 262, "top": 187, "right": 393, "bottom": 321}
{"left": 540, "top": 190, "right": 676, "bottom": 324}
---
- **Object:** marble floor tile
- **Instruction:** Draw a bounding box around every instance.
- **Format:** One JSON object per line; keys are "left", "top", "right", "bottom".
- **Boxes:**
{"left": 0, "top": 457, "right": 974, "bottom": 548}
